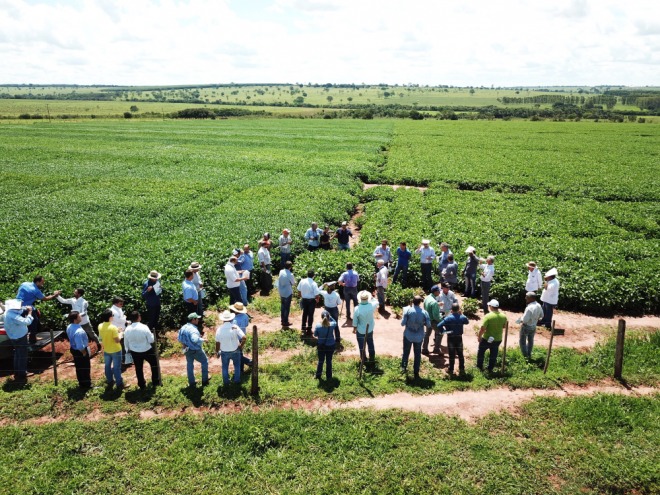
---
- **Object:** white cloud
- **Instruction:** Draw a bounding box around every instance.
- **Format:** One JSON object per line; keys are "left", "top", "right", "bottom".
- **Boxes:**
{"left": 0, "top": 0, "right": 658, "bottom": 85}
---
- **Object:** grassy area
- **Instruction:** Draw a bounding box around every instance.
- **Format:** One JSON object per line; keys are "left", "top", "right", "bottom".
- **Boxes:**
{"left": 1, "top": 331, "right": 657, "bottom": 422}
{"left": 0, "top": 393, "right": 657, "bottom": 494}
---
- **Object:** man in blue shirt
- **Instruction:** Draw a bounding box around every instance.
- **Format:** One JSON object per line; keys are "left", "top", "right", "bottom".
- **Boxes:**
{"left": 401, "top": 296, "right": 431, "bottom": 379}
{"left": 392, "top": 242, "right": 412, "bottom": 286}
{"left": 177, "top": 312, "right": 209, "bottom": 387}
{"left": 338, "top": 263, "right": 360, "bottom": 320}
{"left": 142, "top": 270, "right": 162, "bottom": 333}
{"left": 182, "top": 270, "right": 199, "bottom": 319}
{"left": 16, "top": 275, "right": 62, "bottom": 343}
{"left": 241, "top": 244, "right": 255, "bottom": 296}
{"left": 66, "top": 311, "right": 92, "bottom": 388}
{"left": 333, "top": 222, "right": 353, "bottom": 250}
{"left": 438, "top": 242, "right": 453, "bottom": 279}
{"left": 277, "top": 261, "right": 296, "bottom": 327}
{"left": 233, "top": 248, "right": 250, "bottom": 306}
{"left": 4, "top": 299, "right": 33, "bottom": 384}
{"left": 304, "top": 222, "right": 323, "bottom": 251}
{"left": 439, "top": 303, "right": 470, "bottom": 375}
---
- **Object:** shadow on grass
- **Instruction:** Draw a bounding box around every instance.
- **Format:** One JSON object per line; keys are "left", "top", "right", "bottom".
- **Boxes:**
{"left": 181, "top": 385, "right": 205, "bottom": 407}
{"left": 405, "top": 375, "right": 436, "bottom": 389}
{"left": 216, "top": 382, "right": 250, "bottom": 400}
{"left": 445, "top": 371, "right": 475, "bottom": 383}
{"left": 125, "top": 386, "right": 157, "bottom": 404}
{"left": 65, "top": 385, "right": 91, "bottom": 401}
{"left": 427, "top": 351, "right": 447, "bottom": 370}
{"left": 99, "top": 385, "right": 124, "bottom": 402}
{"left": 1, "top": 379, "right": 30, "bottom": 392}
{"left": 317, "top": 377, "right": 340, "bottom": 392}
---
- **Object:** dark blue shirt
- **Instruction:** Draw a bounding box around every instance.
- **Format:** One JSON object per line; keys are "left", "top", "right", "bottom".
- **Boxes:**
{"left": 396, "top": 248, "right": 412, "bottom": 268}
{"left": 142, "top": 280, "right": 161, "bottom": 306}
{"left": 314, "top": 322, "right": 337, "bottom": 347}
{"left": 439, "top": 312, "right": 470, "bottom": 336}
{"left": 335, "top": 228, "right": 352, "bottom": 244}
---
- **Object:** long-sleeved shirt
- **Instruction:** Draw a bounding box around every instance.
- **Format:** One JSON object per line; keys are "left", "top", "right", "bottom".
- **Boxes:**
{"left": 192, "top": 272, "right": 202, "bottom": 291}
{"left": 297, "top": 278, "right": 320, "bottom": 299}
{"left": 110, "top": 305, "right": 127, "bottom": 330}
{"left": 521, "top": 301, "right": 544, "bottom": 327}
{"left": 182, "top": 279, "right": 198, "bottom": 303}
{"left": 16, "top": 282, "right": 44, "bottom": 307}
{"left": 443, "top": 262, "right": 459, "bottom": 285}
{"left": 401, "top": 305, "right": 431, "bottom": 343}
{"left": 423, "top": 294, "right": 441, "bottom": 322}
{"left": 124, "top": 322, "right": 154, "bottom": 353}
{"left": 278, "top": 235, "right": 293, "bottom": 254}
{"left": 142, "top": 280, "right": 162, "bottom": 307}
{"left": 4, "top": 309, "right": 33, "bottom": 340}
{"left": 541, "top": 278, "right": 560, "bottom": 305}
{"left": 57, "top": 295, "right": 90, "bottom": 325}
{"left": 436, "top": 290, "right": 458, "bottom": 315}
{"left": 338, "top": 270, "right": 359, "bottom": 287}
{"left": 67, "top": 323, "right": 89, "bottom": 351}
{"left": 178, "top": 322, "right": 204, "bottom": 351}
{"left": 439, "top": 312, "right": 469, "bottom": 336}
{"left": 437, "top": 249, "right": 453, "bottom": 271}
{"left": 319, "top": 290, "right": 342, "bottom": 308}
{"left": 225, "top": 262, "right": 242, "bottom": 289}
{"left": 480, "top": 263, "right": 495, "bottom": 282}
{"left": 373, "top": 245, "right": 392, "bottom": 264}
{"left": 304, "top": 228, "right": 322, "bottom": 247}
{"left": 257, "top": 247, "right": 271, "bottom": 266}
{"left": 314, "top": 320, "right": 337, "bottom": 347}
{"left": 234, "top": 313, "right": 249, "bottom": 331}
{"left": 464, "top": 254, "right": 479, "bottom": 276}
{"left": 376, "top": 266, "right": 389, "bottom": 288}
{"left": 395, "top": 248, "right": 412, "bottom": 268}
{"left": 353, "top": 298, "right": 378, "bottom": 334}
{"left": 526, "top": 268, "right": 543, "bottom": 292}
{"left": 416, "top": 246, "right": 436, "bottom": 264}
{"left": 277, "top": 269, "right": 296, "bottom": 298}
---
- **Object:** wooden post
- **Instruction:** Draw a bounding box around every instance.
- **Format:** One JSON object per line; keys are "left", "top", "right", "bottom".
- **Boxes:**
{"left": 500, "top": 321, "right": 509, "bottom": 374}
{"left": 251, "top": 325, "right": 259, "bottom": 396}
{"left": 614, "top": 319, "right": 626, "bottom": 380}
{"left": 543, "top": 320, "right": 556, "bottom": 374}
{"left": 358, "top": 324, "right": 370, "bottom": 380}
{"left": 153, "top": 329, "right": 162, "bottom": 386}
{"left": 49, "top": 326, "right": 58, "bottom": 386}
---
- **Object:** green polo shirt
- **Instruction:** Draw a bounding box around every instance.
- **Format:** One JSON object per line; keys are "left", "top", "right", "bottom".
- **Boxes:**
{"left": 424, "top": 294, "right": 441, "bottom": 323}
{"left": 482, "top": 311, "right": 507, "bottom": 341}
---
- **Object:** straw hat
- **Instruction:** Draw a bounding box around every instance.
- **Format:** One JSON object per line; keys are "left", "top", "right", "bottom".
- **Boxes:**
{"left": 359, "top": 290, "right": 371, "bottom": 301}
{"left": 188, "top": 261, "right": 202, "bottom": 270}
{"left": 526, "top": 261, "right": 537, "bottom": 268}
{"left": 148, "top": 270, "right": 161, "bottom": 280}
{"left": 229, "top": 302, "right": 247, "bottom": 314}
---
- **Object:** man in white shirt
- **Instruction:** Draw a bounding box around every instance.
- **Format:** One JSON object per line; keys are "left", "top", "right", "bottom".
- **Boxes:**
{"left": 57, "top": 288, "right": 99, "bottom": 346}
{"left": 225, "top": 256, "right": 248, "bottom": 305}
{"left": 479, "top": 256, "right": 495, "bottom": 314}
{"left": 415, "top": 239, "right": 436, "bottom": 292}
{"left": 278, "top": 229, "right": 293, "bottom": 268}
{"left": 124, "top": 311, "right": 161, "bottom": 388}
{"left": 525, "top": 261, "right": 543, "bottom": 292}
{"left": 214, "top": 310, "right": 246, "bottom": 385}
{"left": 277, "top": 261, "right": 296, "bottom": 327}
{"left": 540, "top": 268, "right": 560, "bottom": 328}
{"left": 297, "top": 270, "right": 320, "bottom": 335}
{"left": 188, "top": 261, "right": 204, "bottom": 315}
{"left": 257, "top": 241, "right": 273, "bottom": 295}
{"left": 320, "top": 281, "right": 342, "bottom": 342}
{"left": 110, "top": 296, "right": 128, "bottom": 330}
{"left": 517, "top": 293, "right": 544, "bottom": 359}
{"left": 436, "top": 282, "right": 458, "bottom": 316}
{"left": 375, "top": 259, "right": 389, "bottom": 312}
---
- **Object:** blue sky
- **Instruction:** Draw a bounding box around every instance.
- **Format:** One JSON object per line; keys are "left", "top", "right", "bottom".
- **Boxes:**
{"left": 0, "top": 0, "right": 658, "bottom": 86}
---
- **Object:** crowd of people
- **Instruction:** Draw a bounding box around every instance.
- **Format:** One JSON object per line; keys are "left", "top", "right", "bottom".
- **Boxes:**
{"left": 1, "top": 222, "right": 561, "bottom": 388}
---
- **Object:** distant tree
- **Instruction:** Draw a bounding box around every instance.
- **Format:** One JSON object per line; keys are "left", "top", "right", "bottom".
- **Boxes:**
{"left": 347, "top": 97, "right": 353, "bottom": 102}
{"left": 469, "top": 89, "right": 475, "bottom": 95}
{"left": 293, "top": 96, "right": 305, "bottom": 105}
{"left": 326, "top": 96, "right": 334, "bottom": 104}
{"left": 130, "top": 105, "right": 139, "bottom": 112}
{"left": 123, "top": 112, "right": 133, "bottom": 119}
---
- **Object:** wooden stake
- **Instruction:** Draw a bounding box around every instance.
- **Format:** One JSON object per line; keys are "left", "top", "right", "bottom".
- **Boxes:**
{"left": 543, "top": 320, "right": 556, "bottom": 374}
{"left": 614, "top": 319, "right": 626, "bottom": 380}
{"left": 251, "top": 325, "right": 259, "bottom": 396}
{"left": 358, "top": 324, "right": 370, "bottom": 380}
{"left": 500, "top": 321, "right": 509, "bottom": 374}
{"left": 49, "top": 326, "right": 58, "bottom": 386}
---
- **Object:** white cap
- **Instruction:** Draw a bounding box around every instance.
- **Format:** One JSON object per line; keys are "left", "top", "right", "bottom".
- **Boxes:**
{"left": 422, "top": 239, "right": 430, "bottom": 245}
{"left": 487, "top": 299, "right": 500, "bottom": 308}
{"left": 465, "top": 246, "right": 476, "bottom": 254}
{"left": 220, "top": 310, "right": 235, "bottom": 321}
{"left": 341, "top": 221, "right": 347, "bottom": 226}
{"left": 545, "top": 268, "right": 558, "bottom": 278}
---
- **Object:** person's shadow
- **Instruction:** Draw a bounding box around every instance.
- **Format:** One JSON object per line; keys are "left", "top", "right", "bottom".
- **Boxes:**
{"left": 318, "top": 377, "right": 340, "bottom": 392}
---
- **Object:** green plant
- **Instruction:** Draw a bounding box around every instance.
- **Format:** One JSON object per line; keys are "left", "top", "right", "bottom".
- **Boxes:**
{"left": 461, "top": 298, "right": 479, "bottom": 318}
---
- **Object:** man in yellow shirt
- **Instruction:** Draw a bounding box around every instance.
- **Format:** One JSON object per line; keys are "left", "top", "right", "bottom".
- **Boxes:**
{"left": 98, "top": 309, "right": 124, "bottom": 389}
{"left": 476, "top": 299, "right": 507, "bottom": 373}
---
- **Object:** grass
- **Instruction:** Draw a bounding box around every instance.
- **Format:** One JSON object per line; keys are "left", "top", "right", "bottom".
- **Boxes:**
{"left": 0, "top": 331, "right": 657, "bottom": 422}
{"left": 0, "top": 394, "right": 657, "bottom": 494}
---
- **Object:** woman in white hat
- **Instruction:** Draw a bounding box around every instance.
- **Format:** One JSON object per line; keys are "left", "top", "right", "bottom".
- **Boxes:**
{"left": 539, "top": 268, "right": 560, "bottom": 328}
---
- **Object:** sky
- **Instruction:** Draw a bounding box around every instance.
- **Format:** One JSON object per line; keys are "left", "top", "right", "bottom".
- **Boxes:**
{"left": 0, "top": 0, "right": 659, "bottom": 86}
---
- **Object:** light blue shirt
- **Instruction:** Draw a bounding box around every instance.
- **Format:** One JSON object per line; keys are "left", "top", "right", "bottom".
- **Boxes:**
{"left": 353, "top": 299, "right": 378, "bottom": 334}
{"left": 338, "top": 269, "right": 359, "bottom": 288}
{"left": 178, "top": 322, "right": 204, "bottom": 351}
{"left": 373, "top": 245, "right": 392, "bottom": 264}
{"left": 277, "top": 269, "right": 295, "bottom": 298}
{"left": 314, "top": 320, "right": 337, "bottom": 347}
{"left": 16, "top": 282, "right": 45, "bottom": 307}
{"left": 241, "top": 252, "right": 254, "bottom": 271}
{"left": 401, "top": 305, "right": 431, "bottom": 343}
{"left": 438, "top": 249, "right": 453, "bottom": 270}
{"left": 234, "top": 313, "right": 249, "bottom": 331}
{"left": 182, "top": 279, "right": 198, "bottom": 302}
{"left": 416, "top": 246, "right": 436, "bottom": 265}
{"left": 4, "top": 309, "right": 33, "bottom": 340}
{"left": 305, "top": 228, "right": 322, "bottom": 247}
{"left": 67, "top": 323, "right": 89, "bottom": 351}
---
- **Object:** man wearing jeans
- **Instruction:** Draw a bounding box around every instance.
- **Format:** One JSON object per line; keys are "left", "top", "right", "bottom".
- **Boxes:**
{"left": 539, "top": 268, "right": 560, "bottom": 328}
{"left": 3, "top": 299, "right": 33, "bottom": 384}
{"left": 375, "top": 259, "right": 388, "bottom": 312}
{"left": 215, "top": 311, "right": 246, "bottom": 385}
{"left": 338, "top": 263, "right": 359, "bottom": 320}
{"left": 277, "top": 261, "right": 295, "bottom": 327}
{"left": 392, "top": 242, "right": 412, "bottom": 286}
{"left": 401, "top": 296, "right": 431, "bottom": 379}
{"left": 518, "top": 292, "right": 544, "bottom": 359}
{"left": 476, "top": 299, "right": 507, "bottom": 373}
{"left": 479, "top": 256, "right": 495, "bottom": 314}
{"left": 423, "top": 285, "right": 443, "bottom": 355}
{"left": 334, "top": 222, "right": 353, "bottom": 250}
{"left": 98, "top": 309, "right": 123, "bottom": 389}
{"left": 439, "top": 303, "right": 469, "bottom": 375}
{"left": 463, "top": 246, "right": 479, "bottom": 298}
{"left": 297, "top": 270, "right": 320, "bottom": 335}
{"left": 416, "top": 240, "right": 436, "bottom": 292}
{"left": 124, "top": 311, "right": 161, "bottom": 389}
{"left": 67, "top": 311, "right": 92, "bottom": 388}
{"left": 278, "top": 229, "right": 293, "bottom": 267}
{"left": 178, "top": 313, "right": 209, "bottom": 387}
{"left": 225, "top": 256, "right": 247, "bottom": 305}
{"left": 353, "top": 291, "right": 379, "bottom": 367}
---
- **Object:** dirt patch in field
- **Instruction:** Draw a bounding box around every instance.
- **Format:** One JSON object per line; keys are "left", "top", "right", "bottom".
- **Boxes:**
{"left": 347, "top": 203, "right": 363, "bottom": 247}
{"left": 363, "top": 183, "right": 428, "bottom": 192}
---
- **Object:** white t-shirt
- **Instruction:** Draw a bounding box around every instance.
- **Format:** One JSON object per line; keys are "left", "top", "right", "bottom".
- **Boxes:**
{"left": 541, "top": 278, "right": 560, "bottom": 305}
{"left": 376, "top": 266, "right": 389, "bottom": 288}
{"left": 224, "top": 262, "right": 241, "bottom": 289}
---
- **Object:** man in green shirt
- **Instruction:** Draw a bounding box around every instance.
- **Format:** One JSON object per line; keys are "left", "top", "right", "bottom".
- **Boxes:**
{"left": 423, "top": 285, "right": 442, "bottom": 355}
{"left": 476, "top": 299, "right": 507, "bottom": 372}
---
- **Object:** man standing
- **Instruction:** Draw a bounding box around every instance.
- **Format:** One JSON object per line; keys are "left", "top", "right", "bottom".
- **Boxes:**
{"left": 241, "top": 244, "right": 255, "bottom": 295}
{"left": 67, "top": 311, "right": 92, "bottom": 389}
{"left": 479, "top": 256, "right": 495, "bottom": 314}
{"left": 141, "top": 270, "right": 162, "bottom": 334}
{"left": 58, "top": 288, "right": 99, "bottom": 347}
{"left": 277, "top": 261, "right": 295, "bottom": 327}
{"left": 338, "top": 262, "right": 359, "bottom": 320}
{"left": 334, "top": 221, "right": 353, "bottom": 250}
{"left": 463, "top": 246, "right": 479, "bottom": 298}
{"left": 188, "top": 261, "right": 204, "bottom": 316}
{"left": 3, "top": 299, "right": 33, "bottom": 384}
{"left": 401, "top": 296, "right": 431, "bottom": 379}
{"left": 98, "top": 309, "right": 124, "bottom": 389}
{"left": 442, "top": 254, "right": 459, "bottom": 290}
{"left": 304, "top": 222, "right": 322, "bottom": 251}
{"left": 278, "top": 229, "right": 293, "bottom": 267}
{"left": 178, "top": 312, "right": 209, "bottom": 387}
{"left": 373, "top": 239, "right": 392, "bottom": 267}
{"left": 436, "top": 282, "right": 459, "bottom": 317}
{"left": 182, "top": 270, "right": 199, "bottom": 317}
{"left": 375, "top": 259, "right": 389, "bottom": 312}
{"left": 476, "top": 299, "right": 507, "bottom": 373}
{"left": 416, "top": 240, "right": 436, "bottom": 292}
{"left": 320, "top": 225, "right": 332, "bottom": 250}
{"left": 539, "top": 268, "right": 560, "bottom": 328}
{"left": 124, "top": 311, "right": 161, "bottom": 389}
{"left": 233, "top": 249, "right": 249, "bottom": 306}
{"left": 423, "top": 285, "right": 442, "bottom": 355}
{"left": 353, "top": 291, "right": 379, "bottom": 367}
{"left": 225, "top": 256, "right": 248, "bottom": 305}
{"left": 319, "top": 282, "right": 342, "bottom": 342}
{"left": 214, "top": 310, "right": 246, "bottom": 385}
{"left": 257, "top": 241, "right": 273, "bottom": 295}
{"left": 297, "top": 269, "right": 320, "bottom": 335}
{"left": 110, "top": 297, "right": 128, "bottom": 331}
{"left": 16, "top": 275, "right": 61, "bottom": 343}
{"left": 518, "top": 292, "right": 544, "bottom": 359}
{"left": 525, "top": 261, "right": 543, "bottom": 293}
{"left": 392, "top": 242, "right": 412, "bottom": 286}
{"left": 439, "top": 303, "right": 469, "bottom": 375}
{"left": 437, "top": 242, "right": 453, "bottom": 280}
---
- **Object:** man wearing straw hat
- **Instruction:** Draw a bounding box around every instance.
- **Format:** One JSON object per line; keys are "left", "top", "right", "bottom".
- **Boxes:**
{"left": 476, "top": 299, "right": 507, "bottom": 373}
{"left": 214, "top": 310, "right": 246, "bottom": 385}
{"left": 353, "top": 291, "right": 379, "bottom": 367}
{"left": 3, "top": 299, "right": 33, "bottom": 384}
{"left": 320, "top": 281, "right": 342, "bottom": 342}
{"left": 525, "top": 262, "right": 543, "bottom": 293}
{"left": 229, "top": 302, "right": 253, "bottom": 373}
{"left": 141, "top": 270, "right": 163, "bottom": 333}
{"left": 415, "top": 239, "right": 436, "bottom": 292}
{"left": 178, "top": 312, "right": 208, "bottom": 387}
{"left": 539, "top": 268, "right": 560, "bottom": 328}
{"left": 188, "top": 261, "right": 204, "bottom": 315}
{"left": 225, "top": 256, "right": 248, "bottom": 305}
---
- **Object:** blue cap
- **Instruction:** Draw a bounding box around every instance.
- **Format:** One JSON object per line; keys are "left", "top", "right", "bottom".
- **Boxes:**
{"left": 430, "top": 285, "right": 440, "bottom": 293}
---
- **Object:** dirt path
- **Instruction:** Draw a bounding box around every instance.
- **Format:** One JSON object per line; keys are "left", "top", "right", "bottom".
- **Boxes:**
{"left": 347, "top": 203, "right": 363, "bottom": 248}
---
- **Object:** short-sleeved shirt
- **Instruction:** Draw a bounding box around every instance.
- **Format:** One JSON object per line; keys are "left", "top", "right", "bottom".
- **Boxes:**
{"left": 541, "top": 278, "right": 560, "bottom": 305}
{"left": 338, "top": 270, "right": 359, "bottom": 288}
{"left": 182, "top": 279, "right": 198, "bottom": 302}
{"left": 353, "top": 299, "right": 378, "bottom": 334}
{"left": 233, "top": 313, "right": 249, "bottom": 331}
{"left": 297, "top": 278, "right": 320, "bottom": 299}
{"left": 396, "top": 248, "right": 412, "bottom": 268}
{"left": 401, "top": 305, "right": 430, "bottom": 343}
{"left": 373, "top": 246, "right": 392, "bottom": 264}
{"left": 67, "top": 324, "right": 89, "bottom": 351}
{"left": 481, "top": 311, "right": 507, "bottom": 341}
{"left": 439, "top": 312, "right": 469, "bottom": 336}
{"left": 319, "top": 290, "right": 342, "bottom": 308}
{"left": 242, "top": 252, "right": 254, "bottom": 271}
{"left": 278, "top": 235, "right": 293, "bottom": 254}
{"left": 335, "top": 228, "right": 352, "bottom": 244}
{"left": 215, "top": 322, "right": 245, "bottom": 352}
{"left": 99, "top": 322, "right": 122, "bottom": 354}
{"left": 16, "top": 282, "right": 45, "bottom": 307}
{"left": 277, "top": 269, "right": 295, "bottom": 298}
{"left": 314, "top": 323, "right": 337, "bottom": 347}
